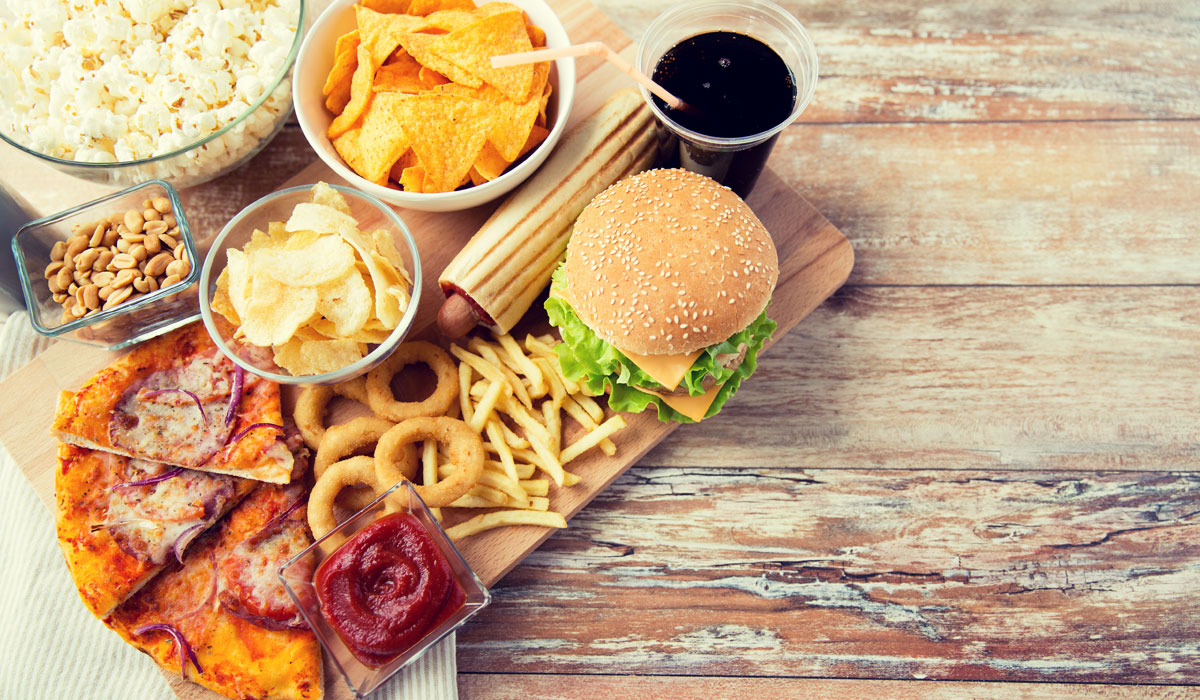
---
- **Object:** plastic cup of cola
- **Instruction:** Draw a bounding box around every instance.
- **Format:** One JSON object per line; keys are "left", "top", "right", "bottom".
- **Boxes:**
{"left": 635, "top": 0, "right": 818, "bottom": 197}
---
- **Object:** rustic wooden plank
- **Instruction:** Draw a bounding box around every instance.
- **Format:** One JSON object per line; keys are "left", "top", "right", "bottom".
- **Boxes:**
{"left": 457, "top": 467, "right": 1200, "bottom": 684}
{"left": 460, "top": 674, "right": 1200, "bottom": 699}
{"left": 770, "top": 121, "right": 1200, "bottom": 285}
{"left": 600, "top": 0, "right": 1200, "bottom": 123}
{"left": 645, "top": 285, "right": 1200, "bottom": 471}
{"left": 11, "top": 119, "right": 1198, "bottom": 288}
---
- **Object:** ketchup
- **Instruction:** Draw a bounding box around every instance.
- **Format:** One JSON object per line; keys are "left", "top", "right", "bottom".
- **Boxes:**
{"left": 314, "top": 513, "right": 465, "bottom": 667}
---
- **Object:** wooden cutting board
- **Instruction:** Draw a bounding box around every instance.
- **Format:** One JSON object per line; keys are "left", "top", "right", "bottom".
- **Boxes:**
{"left": 0, "top": 0, "right": 852, "bottom": 698}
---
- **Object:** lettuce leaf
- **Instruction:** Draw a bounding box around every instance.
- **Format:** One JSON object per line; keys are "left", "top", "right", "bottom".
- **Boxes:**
{"left": 544, "top": 265, "right": 776, "bottom": 423}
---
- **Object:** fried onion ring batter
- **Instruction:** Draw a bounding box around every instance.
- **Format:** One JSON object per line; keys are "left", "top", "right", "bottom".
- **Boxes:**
{"left": 294, "top": 378, "right": 372, "bottom": 450}
{"left": 365, "top": 341, "right": 459, "bottom": 422}
{"left": 374, "top": 417, "right": 484, "bottom": 508}
{"left": 308, "top": 456, "right": 380, "bottom": 541}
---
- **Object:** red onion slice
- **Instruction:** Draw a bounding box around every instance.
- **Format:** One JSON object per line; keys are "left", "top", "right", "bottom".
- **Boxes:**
{"left": 225, "top": 422, "right": 284, "bottom": 447}
{"left": 180, "top": 553, "right": 219, "bottom": 622}
{"left": 142, "top": 389, "right": 208, "bottom": 426}
{"left": 134, "top": 623, "right": 203, "bottom": 677}
{"left": 112, "top": 467, "right": 183, "bottom": 490}
{"left": 173, "top": 523, "right": 207, "bottom": 565}
{"left": 224, "top": 367, "right": 245, "bottom": 427}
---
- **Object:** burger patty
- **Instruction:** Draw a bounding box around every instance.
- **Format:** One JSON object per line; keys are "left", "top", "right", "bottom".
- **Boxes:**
{"left": 658, "top": 343, "right": 748, "bottom": 396}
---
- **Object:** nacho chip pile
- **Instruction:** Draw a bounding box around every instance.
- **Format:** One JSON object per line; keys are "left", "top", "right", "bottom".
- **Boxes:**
{"left": 212, "top": 183, "right": 414, "bottom": 376}
{"left": 323, "top": 0, "right": 553, "bottom": 193}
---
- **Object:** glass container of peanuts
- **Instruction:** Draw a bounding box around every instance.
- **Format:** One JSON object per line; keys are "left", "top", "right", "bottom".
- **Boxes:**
{"left": 11, "top": 179, "right": 201, "bottom": 349}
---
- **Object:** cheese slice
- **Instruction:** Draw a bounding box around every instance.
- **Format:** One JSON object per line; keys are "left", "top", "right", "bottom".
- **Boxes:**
{"left": 618, "top": 347, "right": 704, "bottom": 392}
{"left": 642, "top": 383, "right": 725, "bottom": 422}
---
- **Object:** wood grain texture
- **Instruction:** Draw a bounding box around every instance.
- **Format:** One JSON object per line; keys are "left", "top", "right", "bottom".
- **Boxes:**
{"left": 770, "top": 121, "right": 1200, "bottom": 285}
{"left": 599, "top": 0, "right": 1200, "bottom": 123}
{"left": 645, "top": 285, "right": 1200, "bottom": 471}
{"left": 457, "top": 467, "right": 1200, "bottom": 684}
{"left": 460, "top": 674, "right": 1200, "bottom": 700}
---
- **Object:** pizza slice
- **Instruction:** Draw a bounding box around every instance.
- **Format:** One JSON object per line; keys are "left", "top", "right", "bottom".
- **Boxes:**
{"left": 51, "top": 322, "right": 294, "bottom": 483}
{"left": 55, "top": 442, "right": 258, "bottom": 618}
{"left": 106, "top": 480, "right": 323, "bottom": 700}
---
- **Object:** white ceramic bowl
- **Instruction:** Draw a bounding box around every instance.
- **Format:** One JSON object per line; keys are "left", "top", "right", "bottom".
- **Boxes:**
{"left": 293, "top": 0, "right": 575, "bottom": 212}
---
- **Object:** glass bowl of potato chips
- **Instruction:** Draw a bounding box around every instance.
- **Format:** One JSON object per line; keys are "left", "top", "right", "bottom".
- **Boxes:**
{"left": 292, "top": 0, "right": 576, "bottom": 212}
{"left": 198, "top": 182, "right": 422, "bottom": 384}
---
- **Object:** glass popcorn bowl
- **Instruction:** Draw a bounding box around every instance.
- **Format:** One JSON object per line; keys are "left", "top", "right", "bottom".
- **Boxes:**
{"left": 198, "top": 184, "right": 423, "bottom": 386}
{"left": 12, "top": 180, "right": 202, "bottom": 350}
{"left": 280, "top": 480, "right": 490, "bottom": 698}
{"left": 0, "top": 0, "right": 305, "bottom": 189}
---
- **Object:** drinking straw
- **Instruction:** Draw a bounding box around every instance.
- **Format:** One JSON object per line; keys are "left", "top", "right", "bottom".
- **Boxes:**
{"left": 491, "top": 41, "right": 691, "bottom": 112}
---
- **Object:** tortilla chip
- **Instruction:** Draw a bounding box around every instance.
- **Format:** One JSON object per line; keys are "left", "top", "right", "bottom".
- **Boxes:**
{"left": 408, "top": 0, "right": 476, "bottom": 15}
{"left": 527, "top": 20, "right": 545, "bottom": 47}
{"left": 354, "top": 95, "right": 414, "bottom": 184}
{"left": 421, "top": 8, "right": 478, "bottom": 32}
{"left": 389, "top": 150, "right": 418, "bottom": 183}
{"left": 389, "top": 93, "right": 493, "bottom": 192}
{"left": 374, "top": 53, "right": 426, "bottom": 93}
{"left": 431, "top": 10, "right": 533, "bottom": 102}
{"left": 361, "top": 0, "right": 411, "bottom": 12}
{"left": 402, "top": 31, "right": 482, "bottom": 87}
{"left": 356, "top": 5, "right": 426, "bottom": 66}
{"left": 328, "top": 45, "right": 378, "bottom": 138}
{"left": 399, "top": 165, "right": 425, "bottom": 192}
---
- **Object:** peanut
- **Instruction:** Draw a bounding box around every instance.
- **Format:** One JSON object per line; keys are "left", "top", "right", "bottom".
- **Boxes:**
{"left": 89, "top": 223, "right": 107, "bottom": 247}
{"left": 145, "top": 252, "right": 174, "bottom": 277}
{"left": 50, "top": 240, "right": 67, "bottom": 261}
{"left": 124, "top": 210, "right": 144, "bottom": 234}
{"left": 152, "top": 196, "right": 171, "bottom": 213}
{"left": 91, "top": 271, "right": 116, "bottom": 287}
{"left": 65, "top": 234, "right": 88, "bottom": 260}
{"left": 44, "top": 260, "right": 64, "bottom": 279}
{"left": 111, "top": 253, "right": 138, "bottom": 270}
{"left": 143, "top": 207, "right": 161, "bottom": 222}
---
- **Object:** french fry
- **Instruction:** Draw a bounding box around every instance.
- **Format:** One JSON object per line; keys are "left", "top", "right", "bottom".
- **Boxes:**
{"left": 542, "top": 400, "right": 561, "bottom": 455}
{"left": 445, "top": 510, "right": 568, "bottom": 541}
{"left": 526, "top": 496, "right": 550, "bottom": 511}
{"left": 560, "top": 415, "right": 627, "bottom": 465}
{"left": 560, "top": 394, "right": 617, "bottom": 456}
{"left": 466, "top": 483, "right": 509, "bottom": 504}
{"left": 422, "top": 439, "right": 441, "bottom": 521}
{"left": 469, "top": 338, "right": 533, "bottom": 409}
{"left": 484, "top": 420, "right": 520, "bottom": 481}
{"left": 448, "top": 494, "right": 504, "bottom": 508}
{"left": 562, "top": 471, "right": 581, "bottom": 486}
{"left": 451, "top": 344, "right": 508, "bottom": 386}
{"left": 500, "top": 394, "right": 563, "bottom": 485}
{"left": 498, "top": 460, "right": 536, "bottom": 479}
{"left": 444, "top": 463, "right": 526, "bottom": 502}
{"left": 519, "top": 478, "right": 549, "bottom": 497}
{"left": 468, "top": 380, "right": 505, "bottom": 433}
{"left": 572, "top": 392, "right": 606, "bottom": 425}
{"left": 496, "top": 332, "right": 545, "bottom": 397}
{"left": 535, "top": 357, "right": 566, "bottom": 403}
{"left": 458, "top": 360, "right": 475, "bottom": 424}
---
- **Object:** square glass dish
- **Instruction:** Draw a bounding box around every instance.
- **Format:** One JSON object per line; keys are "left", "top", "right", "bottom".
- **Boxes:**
{"left": 11, "top": 180, "right": 201, "bottom": 349}
{"left": 280, "top": 481, "right": 490, "bottom": 698}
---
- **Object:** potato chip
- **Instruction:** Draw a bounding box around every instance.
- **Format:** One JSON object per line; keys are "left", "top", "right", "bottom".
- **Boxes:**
{"left": 241, "top": 273, "right": 318, "bottom": 347}
{"left": 211, "top": 184, "right": 414, "bottom": 376}
{"left": 311, "top": 182, "right": 353, "bottom": 215}
{"left": 316, "top": 268, "right": 373, "bottom": 337}
{"left": 431, "top": 10, "right": 532, "bottom": 102}
{"left": 257, "top": 234, "right": 357, "bottom": 287}
{"left": 273, "top": 338, "right": 365, "bottom": 376}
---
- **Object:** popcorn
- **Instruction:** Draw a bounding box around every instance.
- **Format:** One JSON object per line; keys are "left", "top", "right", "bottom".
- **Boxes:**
{"left": 0, "top": 0, "right": 300, "bottom": 186}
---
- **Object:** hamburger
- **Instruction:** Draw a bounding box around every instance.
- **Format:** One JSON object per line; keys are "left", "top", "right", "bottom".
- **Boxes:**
{"left": 545, "top": 168, "right": 778, "bottom": 423}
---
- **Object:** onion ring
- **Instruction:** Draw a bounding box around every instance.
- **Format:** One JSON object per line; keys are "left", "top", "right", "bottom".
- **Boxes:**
{"left": 294, "top": 378, "right": 373, "bottom": 451}
{"left": 374, "top": 417, "right": 484, "bottom": 508}
{"left": 314, "top": 416, "right": 403, "bottom": 479}
{"left": 308, "top": 456, "right": 380, "bottom": 541}
{"left": 365, "top": 341, "right": 459, "bottom": 422}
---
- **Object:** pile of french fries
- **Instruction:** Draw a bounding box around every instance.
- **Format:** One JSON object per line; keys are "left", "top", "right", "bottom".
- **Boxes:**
{"left": 435, "top": 333, "right": 628, "bottom": 541}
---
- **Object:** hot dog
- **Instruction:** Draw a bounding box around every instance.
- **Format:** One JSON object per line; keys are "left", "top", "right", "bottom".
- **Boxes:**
{"left": 437, "top": 88, "right": 657, "bottom": 338}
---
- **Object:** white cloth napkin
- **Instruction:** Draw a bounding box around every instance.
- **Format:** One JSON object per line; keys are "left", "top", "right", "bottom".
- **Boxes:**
{"left": 0, "top": 312, "right": 458, "bottom": 700}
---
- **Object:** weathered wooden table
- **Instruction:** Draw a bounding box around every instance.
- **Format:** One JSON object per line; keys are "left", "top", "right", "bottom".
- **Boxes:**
{"left": 4, "top": 1, "right": 1197, "bottom": 698}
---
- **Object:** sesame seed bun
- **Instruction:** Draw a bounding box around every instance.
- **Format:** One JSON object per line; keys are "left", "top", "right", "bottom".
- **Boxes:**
{"left": 561, "top": 168, "right": 778, "bottom": 356}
